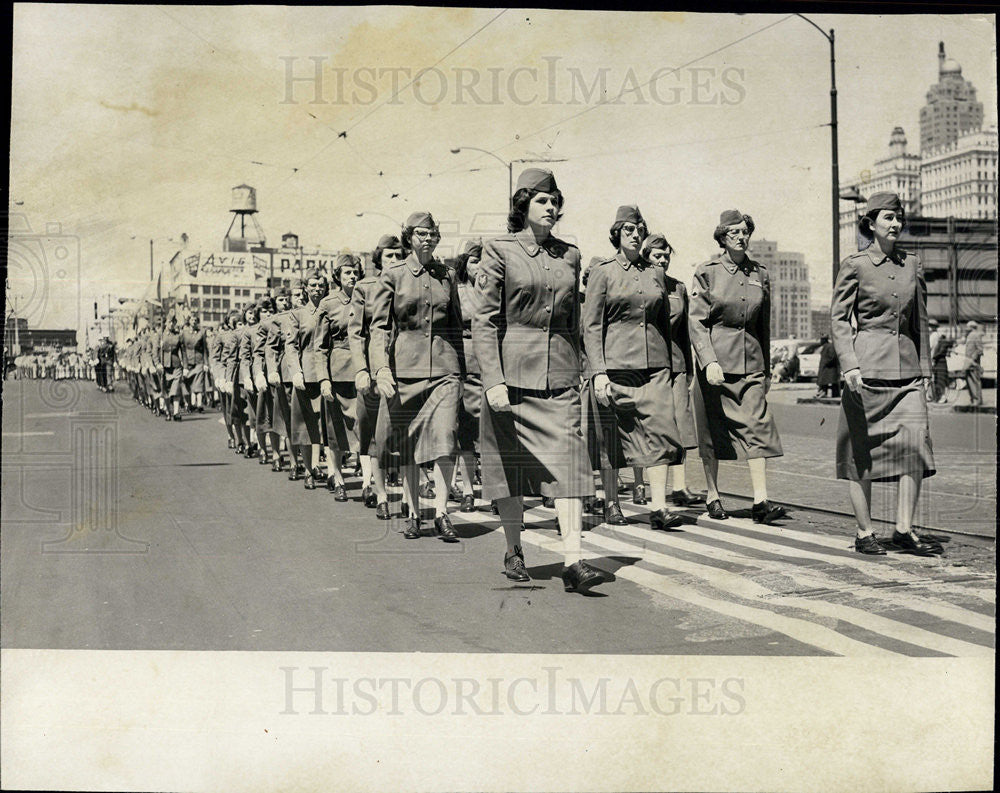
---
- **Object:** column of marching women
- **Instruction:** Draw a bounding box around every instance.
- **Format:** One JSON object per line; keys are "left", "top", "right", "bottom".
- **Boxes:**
{"left": 114, "top": 174, "right": 946, "bottom": 595}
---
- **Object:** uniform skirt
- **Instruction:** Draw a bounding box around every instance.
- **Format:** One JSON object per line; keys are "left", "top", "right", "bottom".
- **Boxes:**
{"left": 692, "top": 370, "right": 783, "bottom": 460}
{"left": 480, "top": 384, "right": 595, "bottom": 500}
{"left": 592, "top": 368, "right": 685, "bottom": 468}
{"left": 164, "top": 366, "right": 186, "bottom": 398}
{"left": 290, "top": 382, "right": 323, "bottom": 446}
{"left": 145, "top": 370, "right": 161, "bottom": 399}
{"left": 239, "top": 385, "right": 256, "bottom": 425}
{"left": 255, "top": 383, "right": 274, "bottom": 433}
{"left": 322, "top": 381, "right": 359, "bottom": 451}
{"left": 670, "top": 370, "right": 698, "bottom": 452}
{"left": 356, "top": 389, "right": 383, "bottom": 456}
{"left": 271, "top": 383, "right": 291, "bottom": 438}
{"left": 185, "top": 365, "right": 208, "bottom": 394}
{"left": 376, "top": 374, "right": 460, "bottom": 466}
{"left": 836, "top": 378, "right": 935, "bottom": 482}
{"left": 457, "top": 371, "right": 482, "bottom": 453}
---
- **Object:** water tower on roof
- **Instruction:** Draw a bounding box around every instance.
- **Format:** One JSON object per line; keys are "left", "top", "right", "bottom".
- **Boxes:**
{"left": 223, "top": 184, "right": 267, "bottom": 252}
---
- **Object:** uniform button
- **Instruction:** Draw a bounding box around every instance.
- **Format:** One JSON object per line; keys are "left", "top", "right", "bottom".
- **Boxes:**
{"left": 741, "top": 296, "right": 746, "bottom": 301}
{"left": 892, "top": 292, "right": 897, "bottom": 297}
{"left": 890, "top": 330, "right": 896, "bottom": 335}
{"left": 888, "top": 275, "right": 895, "bottom": 280}
{"left": 634, "top": 276, "right": 639, "bottom": 281}
{"left": 545, "top": 306, "right": 551, "bottom": 312}
{"left": 424, "top": 283, "right": 429, "bottom": 288}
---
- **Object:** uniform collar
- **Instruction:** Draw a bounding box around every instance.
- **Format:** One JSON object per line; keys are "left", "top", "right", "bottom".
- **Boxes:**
{"left": 615, "top": 251, "right": 638, "bottom": 271}
{"left": 329, "top": 287, "right": 352, "bottom": 305}
{"left": 864, "top": 245, "right": 905, "bottom": 266}
{"left": 515, "top": 228, "right": 545, "bottom": 257}
{"left": 718, "top": 250, "right": 754, "bottom": 275}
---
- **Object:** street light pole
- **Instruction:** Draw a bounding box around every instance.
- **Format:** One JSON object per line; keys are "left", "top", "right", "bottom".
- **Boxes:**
{"left": 795, "top": 14, "right": 839, "bottom": 283}
{"left": 450, "top": 146, "right": 513, "bottom": 210}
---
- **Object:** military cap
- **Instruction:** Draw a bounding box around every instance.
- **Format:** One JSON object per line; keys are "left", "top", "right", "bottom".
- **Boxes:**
{"left": 376, "top": 234, "right": 402, "bottom": 251}
{"left": 335, "top": 252, "right": 358, "bottom": 270}
{"left": 864, "top": 192, "right": 904, "bottom": 216}
{"left": 640, "top": 233, "right": 670, "bottom": 261}
{"left": 460, "top": 239, "right": 483, "bottom": 258}
{"left": 404, "top": 211, "right": 436, "bottom": 229}
{"left": 719, "top": 209, "right": 745, "bottom": 227}
{"left": 273, "top": 286, "right": 292, "bottom": 298}
{"left": 614, "top": 205, "right": 644, "bottom": 225}
{"left": 515, "top": 167, "right": 558, "bottom": 194}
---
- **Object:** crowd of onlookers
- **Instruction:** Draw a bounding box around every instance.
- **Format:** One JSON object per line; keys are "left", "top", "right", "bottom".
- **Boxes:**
{"left": 3, "top": 345, "right": 115, "bottom": 382}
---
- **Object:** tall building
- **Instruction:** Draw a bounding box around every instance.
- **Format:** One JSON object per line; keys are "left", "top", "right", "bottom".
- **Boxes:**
{"left": 920, "top": 126, "right": 998, "bottom": 220}
{"left": 751, "top": 238, "right": 812, "bottom": 339}
{"left": 919, "top": 42, "right": 984, "bottom": 152}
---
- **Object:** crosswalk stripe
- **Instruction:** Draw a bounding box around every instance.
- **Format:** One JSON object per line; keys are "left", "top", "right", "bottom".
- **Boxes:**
{"left": 518, "top": 531, "right": 895, "bottom": 657}
{"left": 556, "top": 527, "right": 992, "bottom": 657}
{"left": 603, "top": 522, "right": 996, "bottom": 637}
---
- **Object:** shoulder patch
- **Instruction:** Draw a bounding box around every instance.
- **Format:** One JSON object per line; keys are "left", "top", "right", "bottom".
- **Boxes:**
{"left": 476, "top": 272, "right": 489, "bottom": 289}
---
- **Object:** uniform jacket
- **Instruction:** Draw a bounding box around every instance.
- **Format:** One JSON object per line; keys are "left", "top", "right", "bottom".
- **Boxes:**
{"left": 233, "top": 325, "right": 253, "bottom": 384}
{"left": 830, "top": 246, "right": 930, "bottom": 379}
{"left": 158, "top": 330, "right": 185, "bottom": 369}
{"left": 250, "top": 322, "right": 270, "bottom": 382}
{"left": 313, "top": 288, "right": 356, "bottom": 383}
{"left": 689, "top": 251, "right": 771, "bottom": 376}
{"left": 180, "top": 327, "right": 207, "bottom": 366}
{"left": 664, "top": 273, "right": 693, "bottom": 374}
{"left": 264, "top": 312, "right": 296, "bottom": 383}
{"left": 284, "top": 301, "right": 324, "bottom": 383}
{"left": 219, "top": 328, "right": 241, "bottom": 383}
{"left": 474, "top": 229, "right": 583, "bottom": 391}
{"left": 457, "top": 281, "right": 482, "bottom": 376}
{"left": 583, "top": 252, "right": 672, "bottom": 374}
{"left": 369, "top": 254, "right": 466, "bottom": 380}
{"left": 208, "top": 332, "right": 225, "bottom": 382}
{"left": 348, "top": 275, "right": 378, "bottom": 377}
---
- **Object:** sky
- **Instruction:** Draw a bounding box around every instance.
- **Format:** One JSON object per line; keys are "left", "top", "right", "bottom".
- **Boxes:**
{"left": 7, "top": 5, "right": 997, "bottom": 335}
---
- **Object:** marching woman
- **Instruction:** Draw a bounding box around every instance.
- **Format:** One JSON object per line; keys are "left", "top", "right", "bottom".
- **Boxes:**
{"left": 250, "top": 297, "right": 277, "bottom": 465}
{"left": 475, "top": 168, "right": 607, "bottom": 593}
{"left": 210, "top": 318, "right": 237, "bottom": 449}
{"left": 142, "top": 326, "right": 163, "bottom": 415}
{"left": 263, "top": 288, "right": 294, "bottom": 471}
{"left": 313, "top": 254, "right": 361, "bottom": 501}
{"left": 221, "top": 309, "right": 249, "bottom": 454}
{"left": 830, "top": 192, "right": 941, "bottom": 555}
{"left": 689, "top": 209, "right": 785, "bottom": 524}
{"left": 159, "top": 314, "right": 188, "bottom": 421}
{"left": 348, "top": 235, "right": 399, "bottom": 519}
{"left": 453, "top": 238, "right": 485, "bottom": 512}
{"left": 369, "top": 212, "right": 465, "bottom": 541}
{"left": 237, "top": 303, "right": 261, "bottom": 459}
{"left": 180, "top": 315, "right": 208, "bottom": 413}
{"left": 285, "top": 270, "right": 328, "bottom": 490}
{"left": 584, "top": 206, "right": 685, "bottom": 531}
{"left": 641, "top": 232, "right": 705, "bottom": 507}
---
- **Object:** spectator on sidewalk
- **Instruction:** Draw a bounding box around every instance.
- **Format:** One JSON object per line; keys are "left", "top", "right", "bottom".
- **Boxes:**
{"left": 816, "top": 336, "right": 840, "bottom": 398}
{"left": 929, "top": 320, "right": 952, "bottom": 403}
{"left": 964, "top": 321, "right": 984, "bottom": 406}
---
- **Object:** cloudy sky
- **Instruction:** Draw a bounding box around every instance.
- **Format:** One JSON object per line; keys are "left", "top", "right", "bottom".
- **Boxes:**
{"left": 8, "top": 6, "right": 997, "bottom": 333}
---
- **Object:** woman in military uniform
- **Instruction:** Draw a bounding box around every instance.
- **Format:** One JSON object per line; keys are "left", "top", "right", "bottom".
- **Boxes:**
{"left": 220, "top": 309, "right": 249, "bottom": 453}
{"left": 641, "top": 232, "right": 704, "bottom": 508}
{"left": 348, "top": 236, "right": 399, "bottom": 519}
{"left": 210, "top": 317, "right": 236, "bottom": 448}
{"left": 159, "top": 314, "right": 187, "bottom": 422}
{"left": 831, "top": 192, "right": 941, "bottom": 556}
{"left": 314, "top": 254, "right": 361, "bottom": 501}
{"left": 250, "top": 297, "right": 277, "bottom": 465}
{"left": 237, "top": 303, "right": 261, "bottom": 459}
{"left": 180, "top": 315, "right": 208, "bottom": 413}
{"left": 474, "top": 168, "right": 607, "bottom": 594}
{"left": 370, "top": 212, "right": 465, "bottom": 541}
{"left": 453, "top": 238, "right": 484, "bottom": 512}
{"left": 689, "top": 210, "right": 785, "bottom": 524}
{"left": 285, "top": 270, "right": 328, "bottom": 489}
{"left": 263, "top": 287, "right": 294, "bottom": 471}
{"left": 584, "top": 206, "right": 685, "bottom": 531}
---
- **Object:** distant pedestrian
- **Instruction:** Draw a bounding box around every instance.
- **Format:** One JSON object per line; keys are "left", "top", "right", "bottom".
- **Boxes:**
{"left": 816, "top": 336, "right": 840, "bottom": 398}
{"left": 963, "top": 320, "right": 985, "bottom": 406}
{"left": 929, "top": 320, "right": 951, "bottom": 403}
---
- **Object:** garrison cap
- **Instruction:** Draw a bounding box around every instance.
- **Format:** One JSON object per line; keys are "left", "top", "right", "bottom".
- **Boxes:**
{"left": 376, "top": 234, "right": 402, "bottom": 250}
{"left": 273, "top": 286, "right": 292, "bottom": 298}
{"left": 515, "top": 167, "right": 558, "bottom": 194}
{"left": 460, "top": 239, "right": 483, "bottom": 258}
{"left": 864, "top": 192, "right": 904, "bottom": 216}
{"left": 719, "top": 209, "right": 745, "bottom": 227}
{"left": 336, "top": 252, "right": 358, "bottom": 270}
{"left": 640, "top": 233, "right": 670, "bottom": 260}
{"left": 404, "top": 211, "right": 436, "bottom": 229}
{"left": 614, "top": 205, "right": 644, "bottom": 225}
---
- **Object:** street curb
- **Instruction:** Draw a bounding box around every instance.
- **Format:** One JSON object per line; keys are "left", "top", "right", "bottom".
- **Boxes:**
{"left": 797, "top": 396, "right": 996, "bottom": 414}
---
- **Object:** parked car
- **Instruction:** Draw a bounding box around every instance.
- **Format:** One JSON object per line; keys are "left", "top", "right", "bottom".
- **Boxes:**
{"left": 770, "top": 338, "right": 822, "bottom": 382}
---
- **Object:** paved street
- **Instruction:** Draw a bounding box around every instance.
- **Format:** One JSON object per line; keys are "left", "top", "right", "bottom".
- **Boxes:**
{"left": 2, "top": 379, "right": 994, "bottom": 656}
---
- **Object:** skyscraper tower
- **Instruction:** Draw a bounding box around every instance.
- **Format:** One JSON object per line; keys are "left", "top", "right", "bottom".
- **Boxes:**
{"left": 919, "top": 42, "right": 984, "bottom": 152}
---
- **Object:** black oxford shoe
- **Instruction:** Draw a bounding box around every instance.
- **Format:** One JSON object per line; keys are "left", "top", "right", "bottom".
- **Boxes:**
{"left": 434, "top": 514, "right": 460, "bottom": 542}
{"left": 503, "top": 546, "right": 530, "bottom": 582}
{"left": 670, "top": 489, "right": 706, "bottom": 507}
{"left": 603, "top": 502, "right": 629, "bottom": 526}
{"left": 362, "top": 486, "right": 377, "bottom": 508}
{"left": 332, "top": 484, "right": 348, "bottom": 502}
{"left": 631, "top": 484, "right": 647, "bottom": 505}
{"left": 854, "top": 534, "right": 887, "bottom": 555}
{"left": 891, "top": 531, "right": 943, "bottom": 556}
{"left": 561, "top": 561, "right": 606, "bottom": 594}
{"left": 706, "top": 499, "right": 728, "bottom": 520}
{"left": 303, "top": 474, "right": 316, "bottom": 490}
{"left": 751, "top": 500, "right": 786, "bottom": 524}
{"left": 583, "top": 496, "right": 605, "bottom": 515}
{"left": 375, "top": 502, "right": 390, "bottom": 520}
{"left": 403, "top": 517, "right": 421, "bottom": 539}
{"left": 650, "top": 509, "right": 684, "bottom": 531}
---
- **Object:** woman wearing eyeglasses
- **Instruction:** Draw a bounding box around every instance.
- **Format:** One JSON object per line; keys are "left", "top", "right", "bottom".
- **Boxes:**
{"left": 475, "top": 168, "right": 606, "bottom": 594}
{"left": 585, "top": 206, "right": 685, "bottom": 532}
{"left": 831, "top": 192, "right": 940, "bottom": 556}
{"left": 370, "top": 212, "right": 466, "bottom": 541}
{"left": 689, "top": 209, "right": 785, "bottom": 524}
{"left": 641, "top": 233, "right": 704, "bottom": 508}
